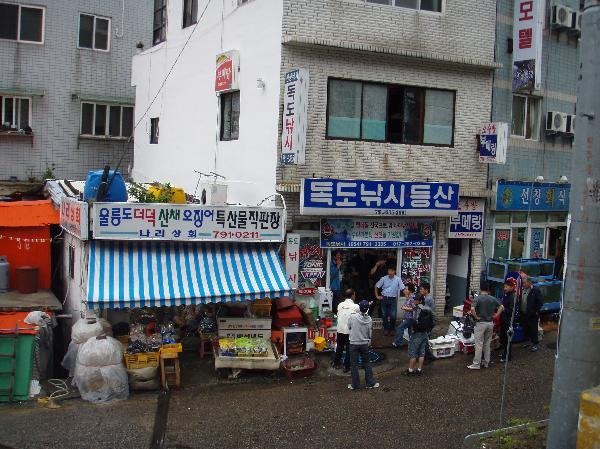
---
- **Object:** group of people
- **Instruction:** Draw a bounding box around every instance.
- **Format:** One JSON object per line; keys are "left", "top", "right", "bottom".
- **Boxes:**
{"left": 331, "top": 269, "right": 544, "bottom": 389}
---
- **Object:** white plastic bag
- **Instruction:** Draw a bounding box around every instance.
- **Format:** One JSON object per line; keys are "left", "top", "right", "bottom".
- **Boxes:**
{"left": 74, "top": 336, "right": 129, "bottom": 403}
{"left": 71, "top": 319, "right": 106, "bottom": 344}
{"left": 128, "top": 367, "right": 160, "bottom": 391}
{"left": 61, "top": 340, "right": 80, "bottom": 377}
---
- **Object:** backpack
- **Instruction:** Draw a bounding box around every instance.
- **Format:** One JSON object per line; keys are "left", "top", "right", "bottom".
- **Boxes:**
{"left": 414, "top": 307, "right": 434, "bottom": 333}
{"left": 462, "top": 315, "right": 475, "bottom": 339}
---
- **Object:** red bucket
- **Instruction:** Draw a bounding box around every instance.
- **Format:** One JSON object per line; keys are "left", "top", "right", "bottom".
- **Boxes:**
{"left": 15, "top": 266, "right": 38, "bottom": 294}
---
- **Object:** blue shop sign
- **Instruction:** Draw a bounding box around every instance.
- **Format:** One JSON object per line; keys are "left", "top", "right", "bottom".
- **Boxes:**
{"left": 496, "top": 180, "right": 570, "bottom": 212}
{"left": 300, "top": 178, "right": 460, "bottom": 217}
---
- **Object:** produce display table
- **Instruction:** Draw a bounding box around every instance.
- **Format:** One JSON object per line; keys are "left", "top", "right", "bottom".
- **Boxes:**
{"left": 213, "top": 341, "right": 281, "bottom": 372}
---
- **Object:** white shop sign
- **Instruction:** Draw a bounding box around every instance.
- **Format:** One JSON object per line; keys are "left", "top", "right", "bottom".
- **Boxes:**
{"left": 60, "top": 197, "right": 89, "bottom": 240}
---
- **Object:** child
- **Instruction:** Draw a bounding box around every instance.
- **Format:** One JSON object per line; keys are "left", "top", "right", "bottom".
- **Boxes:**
{"left": 393, "top": 284, "right": 416, "bottom": 348}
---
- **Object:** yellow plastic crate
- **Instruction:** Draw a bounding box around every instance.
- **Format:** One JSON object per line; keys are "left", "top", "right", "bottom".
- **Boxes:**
{"left": 124, "top": 352, "right": 159, "bottom": 370}
{"left": 160, "top": 343, "right": 182, "bottom": 356}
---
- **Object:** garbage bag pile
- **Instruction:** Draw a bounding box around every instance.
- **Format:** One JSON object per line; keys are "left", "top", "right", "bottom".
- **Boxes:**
{"left": 61, "top": 318, "right": 112, "bottom": 377}
{"left": 73, "top": 335, "right": 129, "bottom": 403}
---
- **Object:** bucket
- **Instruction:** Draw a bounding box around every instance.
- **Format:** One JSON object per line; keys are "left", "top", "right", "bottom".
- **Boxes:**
{"left": 15, "top": 266, "right": 38, "bottom": 294}
{"left": 313, "top": 336, "right": 326, "bottom": 352}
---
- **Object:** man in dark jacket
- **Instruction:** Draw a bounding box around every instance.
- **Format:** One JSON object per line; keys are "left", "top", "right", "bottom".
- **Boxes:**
{"left": 521, "top": 275, "right": 544, "bottom": 352}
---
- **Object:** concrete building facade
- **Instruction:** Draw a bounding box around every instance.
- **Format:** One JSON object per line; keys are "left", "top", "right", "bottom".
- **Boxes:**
{"left": 0, "top": 0, "right": 152, "bottom": 182}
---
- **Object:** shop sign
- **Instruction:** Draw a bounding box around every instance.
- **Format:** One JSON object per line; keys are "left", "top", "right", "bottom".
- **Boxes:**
{"left": 281, "top": 69, "right": 309, "bottom": 165}
{"left": 285, "top": 233, "right": 301, "bottom": 289}
{"left": 60, "top": 197, "right": 89, "bottom": 240}
{"left": 401, "top": 247, "right": 431, "bottom": 288}
{"left": 449, "top": 199, "right": 485, "bottom": 239}
{"left": 496, "top": 180, "right": 570, "bottom": 212}
{"left": 296, "top": 288, "right": 317, "bottom": 296}
{"left": 215, "top": 50, "right": 239, "bottom": 93}
{"left": 320, "top": 218, "right": 433, "bottom": 248}
{"left": 301, "top": 178, "right": 460, "bottom": 217}
{"left": 530, "top": 228, "right": 545, "bottom": 258}
{"left": 479, "top": 122, "right": 508, "bottom": 164}
{"left": 512, "top": 0, "right": 544, "bottom": 91}
{"left": 92, "top": 203, "right": 285, "bottom": 242}
{"left": 298, "top": 236, "right": 326, "bottom": 290}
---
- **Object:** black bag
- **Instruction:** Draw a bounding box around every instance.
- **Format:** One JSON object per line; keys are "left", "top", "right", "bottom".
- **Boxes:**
{"left": 414, "top": 307, "right": 434, "bottom": 333}
{"left": 463, "top": 315, "right": 476, "bottom": 339}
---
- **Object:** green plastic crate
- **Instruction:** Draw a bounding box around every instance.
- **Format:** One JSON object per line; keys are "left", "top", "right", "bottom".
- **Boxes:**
{"left": 0, "top": 333, "right": 35, "bottom": 402}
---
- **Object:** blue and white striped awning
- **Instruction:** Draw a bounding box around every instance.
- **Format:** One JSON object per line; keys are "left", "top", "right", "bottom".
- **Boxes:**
{"left": 87, "top": 241, "right": 291, "bottom": 309}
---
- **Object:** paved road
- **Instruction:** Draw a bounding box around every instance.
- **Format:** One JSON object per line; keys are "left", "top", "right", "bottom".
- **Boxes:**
{"left": 0, "top": 336, "right": 555, "bottom": 449}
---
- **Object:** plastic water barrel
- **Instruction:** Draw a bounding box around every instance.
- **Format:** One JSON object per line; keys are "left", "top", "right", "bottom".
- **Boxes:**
{"left": 0, "top": 256, "right": 8, "bottom": 293}
{"left": 83, "top": 170, "right": 128, "bottom": 202}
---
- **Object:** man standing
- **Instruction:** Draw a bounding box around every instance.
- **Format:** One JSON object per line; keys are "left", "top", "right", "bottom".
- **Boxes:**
{"left": 347, "top": 300, "right": 379, "bottom": 390}
{"left": 330, "top": 250, "right": 343, "bottom": 313}
{"left": 402, "top": 295, "right": 434, "bottom": 376}
{"left": 467, "top": 282, "right": 500, "bottom": 369}
{"left": 374, "top": 266, "right": 405, "bottom": 336}
{"left": 419, "top": 282, "right": 436, "bottom": 363}
{"left": 499, "top": 278, "right": 518, "bottom": 363}
{"left": 393, "top": 284, "right": 416, "bottom": 348}
{"left": 520, "top": 275, "right": 543, "bottom": 352}
{"left": 333, "top": 289, "right": 359, "bottom": 372}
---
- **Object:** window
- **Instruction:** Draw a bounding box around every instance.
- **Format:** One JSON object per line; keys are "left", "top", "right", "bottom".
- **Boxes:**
{"left": 68, "top": 245, "right": 75, "bottom": 280}
{"left": 153, "top": 0, "right": 167, "bottom": 45}
{"left": 0, "top": 96, "right": 31, "bottom": 130}
{"left": 150, "top": 117, "right": 159, "bottom": 144}
{"left": 512, "top": 95, "right": 541, "bottom": 140}
{"left": 220, "top": 91, "right": 240, "bottom": 141}
{"left": 183, "top": 0, "right": 198, "bottom": 28}
{"left": 365, "top": 0, "right": 442, "bottom": 12}
{"left": 326, "top": 79, "right": 455, "bottom": 146}
{"left": 80, "top": 103, "right": 134, "bottom": 138}
{"left": 0, "top": 3, "right": 44, "bottom": 43}
{"left": 78, "top": 14, "right": 110, "bottom": 51}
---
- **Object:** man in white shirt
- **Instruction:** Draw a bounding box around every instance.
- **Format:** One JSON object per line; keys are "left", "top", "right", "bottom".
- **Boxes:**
{"left": 374, "top": 266, "right": 405, "bottom": 336}
{"left": 333, "top": 289, "right": 360, "bottom": 372}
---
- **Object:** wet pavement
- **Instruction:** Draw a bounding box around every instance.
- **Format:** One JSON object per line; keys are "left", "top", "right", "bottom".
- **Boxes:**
{"left": 0, "top": 329, "right": 556, "bottom": 449}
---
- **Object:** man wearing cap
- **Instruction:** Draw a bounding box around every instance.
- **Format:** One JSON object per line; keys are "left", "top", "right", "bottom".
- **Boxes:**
{"left": 375, "top": 266, "right": 405, "bottom": 336}
{"left": 521, "top": 275, "right": 543, "bottom": 352}
{"left": 347, "top": 300, "right": 379, "bottom": 390}
{"left": 498, "top": 278, "right": 518, "bottom": 362}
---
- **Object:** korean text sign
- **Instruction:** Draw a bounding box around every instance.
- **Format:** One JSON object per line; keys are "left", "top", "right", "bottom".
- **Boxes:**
{"left": 285, "top": 233, "right": 301, "bottom": 289}
{"left": 449, "top": 199, "right": 485, "bottom": 239}
{"left": 301, "top": 178, "right": 460, "bottom": 217}
{"left": 479, "top": 122, "right": 508, "bottom": 164}
{"left": 215, "top": 50, "right": 239, "bottom": 93}
{"left": 92, "top": 204, "right": 285, "bottom": 242}
{"left": 281, "top": 69, "right": 309, "bottom": 165}
{"left": 60, "top": 197, "right": 89, "bottom": 240}
{"left": 320, "top": 218, "right": 433, "bottom": 248}
{"left": 401, "top": 247, "right": 431, "bottom": 288}
{"left": 496, "top": 180, "right": 570, "bottom": 212}
{"left": 512, "top": 0, "right": 544, "bottom": 91}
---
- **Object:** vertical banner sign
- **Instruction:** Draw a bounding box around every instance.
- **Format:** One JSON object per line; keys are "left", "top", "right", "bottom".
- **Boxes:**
{"left": 449, "top": 199, "right": 485, "bottom": 239}
{"left": 401, "top": 247, "right": 432, "bottom": 288}
{"left": 285, "top": 233, "right": 300, "bottom": 289}
{"left": 530, "top": 228, "right": 545, "bottom": 258}
{"left": 215, "top": 50, "right": 240, "bottom": 93}
{"left": 281, "top": 69, "right": 309, "bottom": 165}
{"left": 297, "top": 236, "right": 326, "bottom": 290}
{"left": 512, "top": 0, "right": 544, "bottom": 91}
{"left": 479, "top": 122, "right": 508, "bottom": 164}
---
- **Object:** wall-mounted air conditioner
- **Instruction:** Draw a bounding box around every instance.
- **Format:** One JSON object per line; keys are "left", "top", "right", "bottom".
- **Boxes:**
{"left": 566, "top": 114, "right": 576, "bottom": 135}
{"left": 570, "top": 11, "right": 582, "bottom": 34}
{"left": 546, "top": 111, "right": 568, "bottom": 133}
{"left": 551, "top": 5, "right": 573, "bottom": 28}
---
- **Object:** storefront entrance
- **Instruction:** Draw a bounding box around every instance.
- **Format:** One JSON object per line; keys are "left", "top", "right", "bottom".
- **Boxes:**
{"left": 446, "top": 239, "right": 471, "bottom": 308}
{"left": 336, "top": 249, "right": 397, "bottom": 302}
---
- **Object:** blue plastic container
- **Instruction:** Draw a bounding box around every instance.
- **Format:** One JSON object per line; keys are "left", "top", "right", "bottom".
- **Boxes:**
{"left": 83, "top": 170, "right": 128, "bottom": 202}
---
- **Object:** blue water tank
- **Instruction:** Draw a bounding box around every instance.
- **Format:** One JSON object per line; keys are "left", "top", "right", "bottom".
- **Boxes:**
{"left": 83, "top": 170, "right": 128, "bottom": 202}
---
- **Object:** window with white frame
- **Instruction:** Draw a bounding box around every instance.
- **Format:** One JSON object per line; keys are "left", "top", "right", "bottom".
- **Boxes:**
{"left": 0, "top": 3, "right": 44, "bottom": 43}
{"left": 80, "top": 103, "right": 134, "bottom": 138}
{"left": 365, "top": 0, "right": 442, "bottom": 12}
{"left": 182, "top": 0, "right": 197, "bottom": 28}
{"left": 153, "top": 0, "right": 167, "bottom": 45}
{"left": 78, "top": 14, "right": 110, "bottom": 51}
{"left": 512, "top": 95, "right": 541, "bottom": 140}
{"left": 0, "top": 96, "right": 31, "bottom": 131}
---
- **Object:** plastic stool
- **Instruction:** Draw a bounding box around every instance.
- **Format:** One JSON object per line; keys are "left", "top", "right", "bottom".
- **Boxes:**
{"left": 198, "top": 333, "right": 214, "bottom": 359}
{"left": 160, "top": 352, "right": 180, "bottom": 389}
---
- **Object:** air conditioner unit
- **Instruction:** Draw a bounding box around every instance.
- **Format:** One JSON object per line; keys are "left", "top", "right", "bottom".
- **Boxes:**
{"left": 571, "top": 11, "right": 582, "bottom": 33}
{"left": 566, "top": 114, "right": 576, "bottom": 134}
{"left": 546, "top": 111, "right": 568, "bottom": 133}
{"left": 551, "top": 5, "right": 573, "bottom": 28}
{"left": 199, "top": 182, "right": 228, "bottom": 206}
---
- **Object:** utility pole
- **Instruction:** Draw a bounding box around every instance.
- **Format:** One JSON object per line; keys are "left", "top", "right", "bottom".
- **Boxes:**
{"left": 546, "top": 1, "right": 600, "bottom": 448}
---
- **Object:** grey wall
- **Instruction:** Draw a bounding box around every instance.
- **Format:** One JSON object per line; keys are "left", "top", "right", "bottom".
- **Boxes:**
{"left": 0, "top": 0, "right": 153, "bottom": 181}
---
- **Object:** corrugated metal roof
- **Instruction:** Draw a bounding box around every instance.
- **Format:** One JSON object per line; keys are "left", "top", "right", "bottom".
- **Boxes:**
{"left": 0, "top": 200, "right": 59, "bottom": 227}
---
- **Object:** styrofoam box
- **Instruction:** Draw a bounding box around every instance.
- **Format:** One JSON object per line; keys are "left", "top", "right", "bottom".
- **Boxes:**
{"left": 452, "top": 306, "right": 464, "bottom": 318}
{"left": 429, "top": 342, "right": 456, "bottom": 359}
{"left": 217, "top": 318, "right": 272, "bottom": 339}
{"left": 372, "top": 318, "right": 383, "bottom": 330}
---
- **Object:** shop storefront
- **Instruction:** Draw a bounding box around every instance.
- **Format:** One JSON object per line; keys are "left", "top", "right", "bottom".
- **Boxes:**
{"left": 489, "top": 180, "right": 570, "bottom": 277}
{"left": 285, "top": 178, "right": 461, "bottom": 315}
